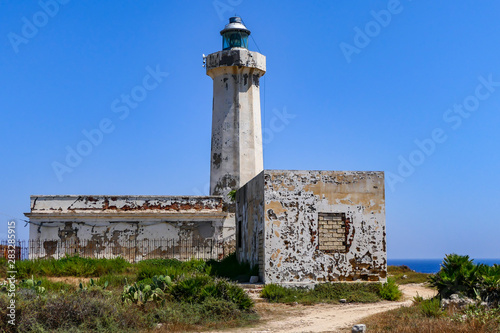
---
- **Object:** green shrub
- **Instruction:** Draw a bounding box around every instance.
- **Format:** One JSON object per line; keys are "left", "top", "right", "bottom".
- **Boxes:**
{"left": 202, "top": 297, "right": 240, "bottom": 319}
{"left": 429, "top": 254, "right": 478, "bottom": 299}
{"left": 260, "top": 284, "right": 293, "bottom": 302}
{"left": 169, "top": 275, "right": 253, "bottom": 310}
{"left": 429, "top": 254, "right": 500, "bottom": 305}
{"left": 475, "top": 263, "right": 500, "bottom": 306}
{"left": 379, "top": 277, "right": 402, "bottom": 301}
{"left": 418, "top": 298, "right": 444, "bottom": 318}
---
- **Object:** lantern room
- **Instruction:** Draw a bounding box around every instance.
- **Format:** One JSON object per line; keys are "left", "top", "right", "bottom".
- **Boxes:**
{"left": 220, "top": 17, "right": 250, "bottom": 50}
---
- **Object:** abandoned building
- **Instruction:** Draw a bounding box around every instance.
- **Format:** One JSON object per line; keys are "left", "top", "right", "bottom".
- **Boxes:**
{"left": 26, "top": 17, "right": 386, "bottom": 284}
{"left": 236, "top": 170, "right": 386, "bottom": 285}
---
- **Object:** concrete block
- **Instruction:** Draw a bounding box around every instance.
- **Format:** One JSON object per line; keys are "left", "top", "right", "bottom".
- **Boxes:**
{"left": 352, "top": 324, "right": 366, "bottom": 332}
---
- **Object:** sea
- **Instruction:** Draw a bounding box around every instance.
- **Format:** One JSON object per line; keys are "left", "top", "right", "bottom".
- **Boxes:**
{"left": 387, "top": 258, "right": 500, "bottom": 274}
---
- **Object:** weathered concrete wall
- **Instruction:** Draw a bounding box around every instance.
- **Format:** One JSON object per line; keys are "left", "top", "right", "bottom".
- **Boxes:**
{"left": 28, "top": 195, "right": 224, "bottom": 214}
{"left": 206, "top": 49, "right": 266, "bottom": 205}
{"left": 26, "top": 195, "right": 234, "bottom": 260}
{"left": 238, "top": 170, "right": 386, "bottom": 286}
{"left": 235, "top": 171, "right": 265, "bottom": 281}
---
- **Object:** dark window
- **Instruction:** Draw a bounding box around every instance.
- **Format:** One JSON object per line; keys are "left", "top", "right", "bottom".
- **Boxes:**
{"left": 237, "top": 218, "right": 242, "bottom": 249}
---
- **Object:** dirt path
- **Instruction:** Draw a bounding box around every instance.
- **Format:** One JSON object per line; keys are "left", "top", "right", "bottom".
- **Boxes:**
{"left": 216, "top": 284, "right": 436, "bottom": 333}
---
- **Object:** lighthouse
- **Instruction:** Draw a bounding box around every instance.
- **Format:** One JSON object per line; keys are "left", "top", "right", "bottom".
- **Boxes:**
{"left": 206, "top": 17, "right": 266, "bottom": 204}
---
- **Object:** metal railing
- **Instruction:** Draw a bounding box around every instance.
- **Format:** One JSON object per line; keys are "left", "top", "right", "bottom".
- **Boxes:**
{"left": 0, "top": 239, "right": 234, "bottom": 262}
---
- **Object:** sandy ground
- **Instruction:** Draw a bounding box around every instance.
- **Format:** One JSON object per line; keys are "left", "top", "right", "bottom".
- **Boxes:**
{"left": 214, "top": 284, "right": 437, "bottom": 333}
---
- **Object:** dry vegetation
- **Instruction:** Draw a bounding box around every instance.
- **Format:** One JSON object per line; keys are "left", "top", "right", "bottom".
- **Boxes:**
{"left": 359, "top": 303, "right": 499, "bottom": 333}
{"left": 357, "top": 258, "right": 500, "bottom": 333}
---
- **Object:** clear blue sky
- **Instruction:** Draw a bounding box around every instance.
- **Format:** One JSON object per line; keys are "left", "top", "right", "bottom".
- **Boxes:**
{"left": 1, "top": 1, "right": 499, "bottom": 259}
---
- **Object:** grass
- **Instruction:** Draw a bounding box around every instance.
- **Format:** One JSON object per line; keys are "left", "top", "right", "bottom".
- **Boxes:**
{"left": 388, "top": 265, "right": 432, "bottom": 285}
{"left": 261, "top": 282, "right": 388, "bottom": 304}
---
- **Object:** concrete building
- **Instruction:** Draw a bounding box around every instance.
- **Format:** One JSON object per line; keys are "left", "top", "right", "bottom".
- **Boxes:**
{"left": 26, "top": 17, "right": 386, "bottom": 284}
{"left": 25, "top": 195, "right": 233, "bottom": 260}
{"left": 235, "top": 170, "right": 386, "bottom": 285}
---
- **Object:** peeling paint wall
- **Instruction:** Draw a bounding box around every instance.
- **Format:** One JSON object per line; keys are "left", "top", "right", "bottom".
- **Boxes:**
{"left": 237, "top": 170, "right": 386, "bottom": 286}
{"left": 26, "top": 195, "right": 234, "bottom": 260}
{"left": 206, "top": 49, "right": 266, "bottom": 205}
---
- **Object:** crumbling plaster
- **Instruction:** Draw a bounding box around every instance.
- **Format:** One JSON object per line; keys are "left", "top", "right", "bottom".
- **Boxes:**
{"left": 237, "top": 170, "right": 386, "bottom": 286}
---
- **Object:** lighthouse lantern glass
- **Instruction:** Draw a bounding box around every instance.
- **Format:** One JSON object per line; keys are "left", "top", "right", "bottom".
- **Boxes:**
{"left": 222, "top": 31, "right": 249, "bottom": 50}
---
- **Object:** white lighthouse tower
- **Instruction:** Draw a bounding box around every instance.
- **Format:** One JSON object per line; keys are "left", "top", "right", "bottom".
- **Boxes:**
{"left": 206, "top": 17, "right": 266, "bottom": 205}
